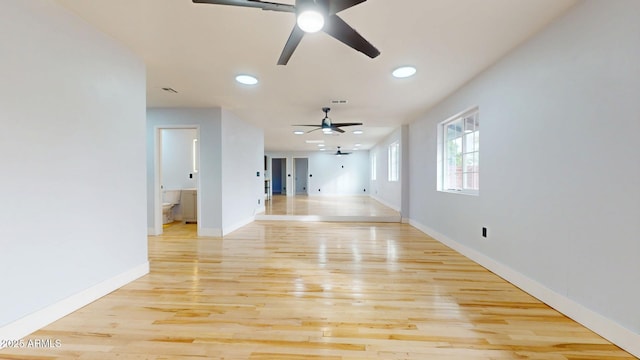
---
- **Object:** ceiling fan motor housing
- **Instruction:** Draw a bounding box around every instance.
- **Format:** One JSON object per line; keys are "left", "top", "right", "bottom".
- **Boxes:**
{"left": 321, "top": 107, "right": 332, "bottom": 129}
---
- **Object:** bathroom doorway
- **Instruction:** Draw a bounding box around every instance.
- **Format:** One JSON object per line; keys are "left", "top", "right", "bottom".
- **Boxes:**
{"left": 154, "top": 126, "right": 200, "bottom": 235}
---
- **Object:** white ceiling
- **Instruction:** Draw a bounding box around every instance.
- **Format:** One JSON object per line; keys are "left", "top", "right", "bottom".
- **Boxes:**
{"left": 55, "top": 0, "right": 576, "bottom": 152}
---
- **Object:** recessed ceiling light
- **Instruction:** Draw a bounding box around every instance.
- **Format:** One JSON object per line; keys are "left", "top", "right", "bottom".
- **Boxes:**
{"left": 354, "top": 143, "right": 361, "bottom": 147}
{"left": 392, "top": 66, "right": 417, "bottom": 78}
{"left": 293, "top": 130, "right": 305, "bottom": 135}
{"left": 235, "top": 74, "right": 258, "bottom": 85}
{"left": 319, "top": 148, "right": 326, "bottom": 151}
{"left": 305, "top": 140, "right": 324, "bottom": 144}
{"left": 317, "top": 144, "right": 325, "bottom": 147}
{"left": 353, "top": 130, "right": 363, "bottom": 135}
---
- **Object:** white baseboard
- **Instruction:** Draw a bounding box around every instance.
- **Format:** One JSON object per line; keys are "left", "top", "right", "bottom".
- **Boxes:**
{"left": 198, "top": 227, "right": 222, "bottom": 237}
{"left": 369, "top": 195, "right": 401, "bottom": 212}
{"left": 147, "top": 227, "right": 158, "bottom": 236}
{"left": 222, "top": 216, "right": 255, "bottom": 236}
{"left": 409, "top": 219, "right": 640, "bottom": 358}
{"left": 0, "top": 262, "right": 149, "bottom": 346}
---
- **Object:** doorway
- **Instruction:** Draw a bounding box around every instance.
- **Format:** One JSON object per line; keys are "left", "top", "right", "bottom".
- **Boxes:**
{"left": 271, "top": 158, "right": 287, "bottom": 195}
{"left": 294, "top": 157, "right": 309, "bottom": 195}
{"left": 153, "top": 126, "right": 200, "bottom": 235}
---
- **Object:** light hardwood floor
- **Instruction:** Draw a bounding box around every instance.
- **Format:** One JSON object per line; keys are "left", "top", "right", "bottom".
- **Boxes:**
{"left": 259, "top": 195, "right": 402, "bottom": 222}
{"left": 1, "top": 221, "right": 635, "bottom": 359}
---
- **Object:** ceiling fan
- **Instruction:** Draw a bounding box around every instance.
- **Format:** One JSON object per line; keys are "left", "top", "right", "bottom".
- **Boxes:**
{"left": 294, "top": 107, "right": 362, "bottom": 134}
{"left": 334, "top": 146, "right": 350, "bottom": 156}
{"left": 192, "top": 0, "right": 380, "bottom": 65}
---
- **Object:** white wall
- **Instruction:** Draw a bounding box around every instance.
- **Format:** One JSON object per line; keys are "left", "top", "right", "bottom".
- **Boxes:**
{"left": 0, "top": 0, "right": 147, "bottom": 336}
{"left": 161, "top": 129, "right": 198, "bottom": 190}
{"left": 147, "top": 108, "right": 222, "bottom": 236}
{"left": 147, "top": 108, "right": 264, "bottom": 236}
{"left": 220, "top": 109, "right": 265, "bottom": 234}
{"left": 408, "top": 0, "right": 640, "bottom": 355}
{"left": 369, "top": 127, "right": 403, "bottom": 211}
{"left": 266, "top": 151, "right": 370, "bottom": 196}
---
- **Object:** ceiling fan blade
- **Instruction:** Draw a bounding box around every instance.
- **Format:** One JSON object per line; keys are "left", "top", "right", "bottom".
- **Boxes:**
{"left": 332, "top": 122, "right": 363, "bottom": 127}
{"left": 278, "top": 25, "right": 305, "bottom": 65}
{"left": 328, "top": 0, "right": 367, "bottom": 14}
{"left": 323, "top": 14, "right": 380, "bottom": 59}
{"left": 307, "top": 128, "right": 322, "bottom": 133}
{"left": 292, "top": 124, "right": 321, "bottom": 127}
{"left": 331, "top": 127, "right": 346, "bottom": 133}
{"left": 192, "top": 0, "right": 295, "bottom": 12}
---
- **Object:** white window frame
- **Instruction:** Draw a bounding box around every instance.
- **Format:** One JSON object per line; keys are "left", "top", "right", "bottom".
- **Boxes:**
{"left": 437, "top": 107, "right": 479, "bottom": 195}
{"left": 371, "top": 153, "right": 377, "bottom": 181}
{"left": 388, "top": 142, "right": 399, "bottom": 182}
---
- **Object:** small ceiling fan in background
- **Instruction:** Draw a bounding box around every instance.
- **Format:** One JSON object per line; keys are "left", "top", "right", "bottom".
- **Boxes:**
{"left": 294, "top": 107, "right": 362, "bottom": 134}
{"left": 192, "top": 0, "right": 380, "bottom": 65}
{"left": 334, "top": 146, "right": 350, "bottom": 156}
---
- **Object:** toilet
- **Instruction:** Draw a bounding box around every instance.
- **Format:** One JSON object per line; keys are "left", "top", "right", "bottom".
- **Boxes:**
{"left": 162, "top": 190, "right": 181, "bottom": 224}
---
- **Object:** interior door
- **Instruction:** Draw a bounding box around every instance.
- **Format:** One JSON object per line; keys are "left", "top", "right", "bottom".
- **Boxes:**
{"left": 294, "top": 158, "right": 308, "bottom": 195}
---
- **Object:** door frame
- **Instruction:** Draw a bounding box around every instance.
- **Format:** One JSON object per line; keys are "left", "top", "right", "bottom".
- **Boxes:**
{"left": 153, "top": 125, "right": 201, "bottom": 235}
{"left": 293, "top": 156, "right": 309, "bottom": 196}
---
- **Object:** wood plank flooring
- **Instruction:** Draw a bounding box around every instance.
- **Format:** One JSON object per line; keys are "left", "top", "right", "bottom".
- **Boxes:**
{"left": 1, "top": 221, "right": 635, "bottom": 359}
{"left": 258, "top": 195, "right": 402, "bottom": 222}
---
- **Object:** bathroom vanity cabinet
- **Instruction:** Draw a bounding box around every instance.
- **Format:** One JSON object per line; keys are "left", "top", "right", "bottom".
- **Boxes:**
{"left": 181, "top": 189, "right": 197, "bottom": 223}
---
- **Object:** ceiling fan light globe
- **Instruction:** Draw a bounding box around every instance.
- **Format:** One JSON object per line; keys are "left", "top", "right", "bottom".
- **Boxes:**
{"left": 297, "top": 10, "right": 324, "bottom": 33}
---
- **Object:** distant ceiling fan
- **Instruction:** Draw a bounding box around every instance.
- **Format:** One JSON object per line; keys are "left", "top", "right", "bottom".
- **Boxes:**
{"left": 334, "top": 146, "right": 350, "bottom": 156}
{"left": 294, "top": 107, "right": 362, "bottom": 134}
{"left": 192, "top": 0, "right": 380, "bottom": 65}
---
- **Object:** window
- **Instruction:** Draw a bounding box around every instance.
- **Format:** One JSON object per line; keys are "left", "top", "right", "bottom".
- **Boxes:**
{"left": 438, "top": 108, "right": 479, "bottom": 194}
{"left": 388, "top": 142, "right": 399, "bottom": 182}
{"left": 371, "top": 153, "right": 377, "bottom": 180}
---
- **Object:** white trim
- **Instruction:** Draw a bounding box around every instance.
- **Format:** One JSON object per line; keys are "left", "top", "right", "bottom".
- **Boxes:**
{"left": 408, "top": 219, "right": 640, "bottom": 358}
{"left": 370, "top": 194, "right": 401, "bottom": 212}
{"left": 154, "top": 125, "right": 201, "bottom": 236}
{"left": 437, "top": 106, "right": 479, "bottom": 194}
{"left": 147, "top": 227, "right": 158, "bottom": 236}
{"left": 222, "top": 216, "right": 255, "bottom": 236}
{"left": 0, "top": 263, "right": 149, "bottom": 346}
{"left": 198, "top": 227, "right": 222, "bottom": 237}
